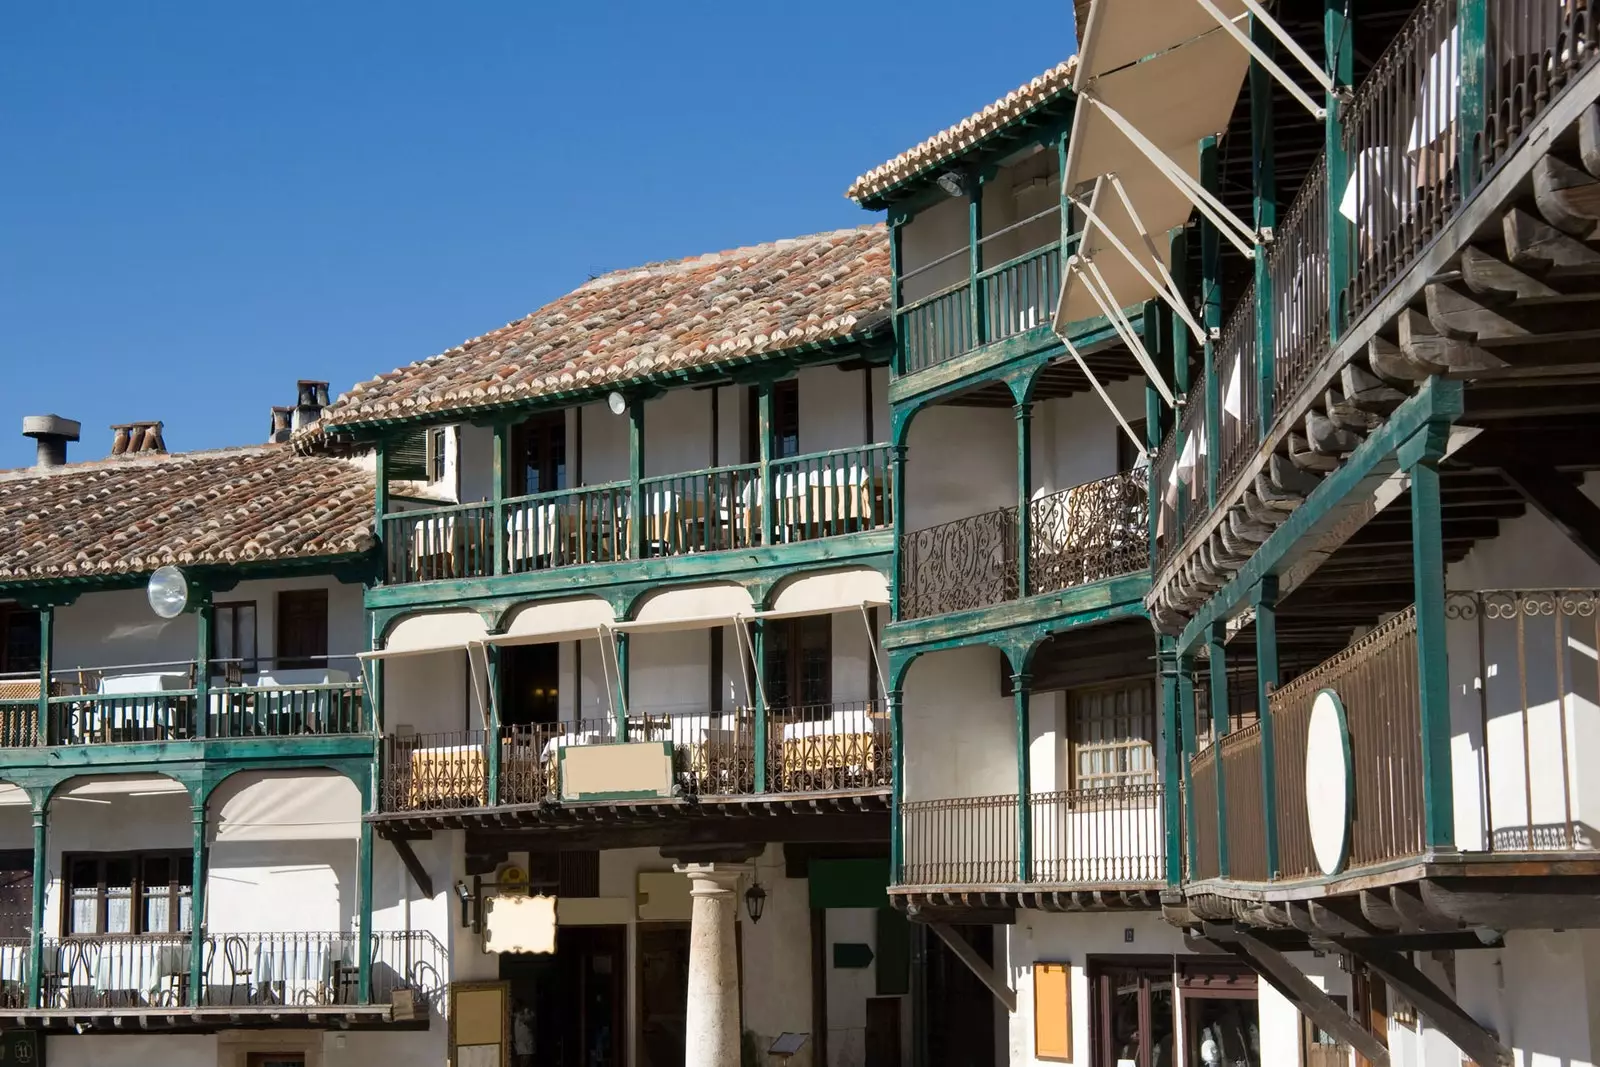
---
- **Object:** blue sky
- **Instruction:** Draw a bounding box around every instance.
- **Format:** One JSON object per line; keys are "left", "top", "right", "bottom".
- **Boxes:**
{"left": 1, "top": 3, "right": 1074, "bottom": 469}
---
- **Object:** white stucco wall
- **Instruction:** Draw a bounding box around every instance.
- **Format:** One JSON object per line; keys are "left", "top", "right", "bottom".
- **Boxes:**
{"left": 900, "top": 195, "right": 968, "bottom": 305}
{"left": 905, "top": 405, "right": 1017, "bottom": 531}
{"left": 51, "top": 577, "right": 364, "bottom": 679}
{"left": 901, "top": 645, "right": 1014, "bottom": 803}
{"left": 382, "top": 647, "right": 477, "bottom": 735}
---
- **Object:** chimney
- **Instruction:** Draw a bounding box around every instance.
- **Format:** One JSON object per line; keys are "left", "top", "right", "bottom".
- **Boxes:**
{"left": 292, "top": 380, "right": 330, "bottom": 432}
{"left": 269, "top": 405, "right": 294, "bottom": 444}
{"left": 111, "top": 421, "right": 166, "bottom": 457}
{"left": 22, "top": 415, "right": 81, "bottom": 468}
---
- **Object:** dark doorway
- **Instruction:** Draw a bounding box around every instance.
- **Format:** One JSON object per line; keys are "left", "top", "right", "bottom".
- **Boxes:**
{"left": 637, "top": 924, "right": 691, "bottom": 1067}
{"left": 275, "top": 589, "right": 328, "bottom": 670}
{"left": 500, "top": 924, "right": 624, "bottom": 1067}
{"left": 866, "top": 996, "right": 903, "bottom": 1067}
{"left": 500, "top": 643, "right": 560, "bottom": 728}
{"left": 1090, "top": 960, "right": 1176, "bottom": 1067}
{"left": 764, "top": 615, "right": 832, "bottom": 711}
{"left": 511, "top": 413, "right": 568, "bottom": 497}
{"left": 926, "top": 925, "right": 997, "bottom": 1067}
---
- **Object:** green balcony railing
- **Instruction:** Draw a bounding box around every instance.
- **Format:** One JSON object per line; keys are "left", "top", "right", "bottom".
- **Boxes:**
{"left": 898, "top": 239, "right": 1065, "bottom": 374}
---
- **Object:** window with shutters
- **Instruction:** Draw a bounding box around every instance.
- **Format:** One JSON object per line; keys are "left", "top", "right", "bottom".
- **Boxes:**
{"left": 764, "top": 615, "right": 831, "bottom": 712}
{"left": 64, "top": 851, "right": 191, "bottom": 935}
{"left": 426, "top": 427, "right": 448, "bottom": 484}
{"left": 511, "top": 413, "right": 567, "bottom": 496}
{"left": 211, "top": 601, "right": 258, "bottom": 675}
{"left": 0, "top": 606, "right": 40, "bottom": 675}
{"left": 0, "top": 851, "right": 31, "bottom": 939}
{"left": 1070, "top": 682, "right": 1156, "bottom": 790}
{"left": 276, "top": 589, "right": 329, "bottom": 671}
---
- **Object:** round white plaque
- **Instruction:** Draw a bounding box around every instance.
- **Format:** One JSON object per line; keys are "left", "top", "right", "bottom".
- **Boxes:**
{"left": 1304, "top": 688, "right": 1353, "bottom": 876}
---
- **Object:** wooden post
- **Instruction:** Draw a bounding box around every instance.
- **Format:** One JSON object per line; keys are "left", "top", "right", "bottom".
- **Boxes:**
{"left": 193, "top": 591, "right": 211, "bottom": 740}
{"left": 629, "top": 398, "right": 645, "bottom": 560}
{"left": 1013, "top": 671, "right": 1032, "bottom": 882}
{"left": 35, "top": 607, "right": 51, "bottom": 745}
{"left": 1325, "top": 0, "right": 1353, "bottom": 339}
{"left": 615, "top": 631, "right": 630, "bottom": 741}
{"left": 485, "top": 642, "right": 501, "bottom": 807}
{"left": 189, "top": 797, "right": 206, "bottom": 1006}
{"left": 1170, "top": 228, "right": 1191, "bottom": 396}
{"left": 1255, "top": 577, "right": 1281, "bottom": 878}
{"left": 1458, "top": 0, "right": 1488, "bottom": 194}
{"left": 889, "top": 214, "right": 906, "bottom": 376}
{"left": 357, "top": 813, "right": 374, "bottom": 1004}
{"left": 889, "top": 686, "right": 905, "bottom": 882}
{"left": 1015, "top": 400, "right": 1033, "bottom": 598}
{"left": 492, "top": 422, "right": 509, "bottom": 576}
{"left": 1147, "top": 302, "right": 1166, "bottom": 564}
{"left": 1405, "top": 439, "right": 1456, "bottom": 849}
{"left": 1200, "top": 135, "right": 1223, "bottom": 509}
{"left": 1178, "top": 656, "right": 1199, "bottom": 877}
{"left": 374, "top": 440, "right": 389, "bottom": 582}
{"left": 758, "top": 384, "right": 776, "bottom": 546}
{"left": 1251, "top": 14, "right": 1277, "bottom": 434}
{"left": 890, "top": 443, "right": 906, "bottom": 620}
{"left": 26, "top": 799, "right": 46, "bottom": 1008}
{"left": 1160, "top": 641, "right": 1183, "bottom": 886}
{"left": 751, "top": 619, "right": 768, "bottom": 794}
{"left": 1208, "top": 623, "right": 1231, "bottom": 876}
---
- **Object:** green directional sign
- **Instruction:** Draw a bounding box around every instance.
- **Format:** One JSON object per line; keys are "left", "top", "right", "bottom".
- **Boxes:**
{"left": 0, "top": 1030, "right": 42, "bottom": 1066}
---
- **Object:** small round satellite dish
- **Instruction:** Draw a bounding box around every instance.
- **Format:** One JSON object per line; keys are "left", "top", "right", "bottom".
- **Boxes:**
{"left": 147, "top": 566, "right": 190, "bottom": 619}
{"left": 607, "top": 391, "right": 627, "bottom": 416}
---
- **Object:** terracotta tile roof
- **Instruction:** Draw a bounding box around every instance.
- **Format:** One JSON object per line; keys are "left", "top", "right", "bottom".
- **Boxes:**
{"left": 322, "top": 225, "right": 891, "bottom": 430}
{"left": 846, "top": 57, "right": 1079, "bottom": 205}
{"left": 0, "top": 445, "right": 376, "bottom": 584}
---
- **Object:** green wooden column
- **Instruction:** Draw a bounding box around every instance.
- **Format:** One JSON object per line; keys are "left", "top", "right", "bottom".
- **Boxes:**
{"left": 1170, "top": 229, "right": 1192, "bottom": 396}
{"left": 492, "top": 422, "right": 510, "bottom": 576}
{"left": 1200, "top": 135, "right": 1223, "bottom": 508}
{"left": 751, "top": 619, "right": 768, "bottom": 793}
{"left": 1325, "top": 0, "right": 1353, "bottom": 338}
{"left": 613, "top": 632, "right": 631, "bottom": 740}
{"left": 356, "top": 774, "right": 375, "bottom": 1004}
{"left": 1458, "top": 0, "right": 1489, "bottom": 196}
{"left": 629, "top": 398, "right": 645, "bottom": 560}
{"left": 757, "top": 384, "right": 775, "bottom": 545}
{"left": 189, "top": 795, "right": 206, "bottom": 1006}
{"left": 1147, "top": 301, "right": 1166, "bottom": 563}
{"left": 969, "top": 174, "right": 986, "bottom": 347}
{"left": 1251, "top": 15, "right": 1277, "bottom": 432}
{"left": 1405, "top": 435, "right": 1456, "bottom": 849}
{"left": 1013, "top": 671, "right": 1032, "bottom": 882}
{"left": 35, "top": 608, "right": 51, "bottom": 744}
{"left": 1015, "top": 401, "right": 1033, "bottom": 598}
{"left": 888, "top": 213, "right": 906, "bottom": 376}
{"left": 1159, "top": 641, "right": 1183, "bottom": 886}
{"left": 26, "top": 797, "right": 46, "bottom": 1007}
{"left": 1254, "top": 577, "right": 1281, "bottom": 877}
{"left": 193, "top": 591, "right": 212, "bottom": 739}
{"left": 1177, "top": 656, "right": 1198, "bottom": 877}
{"left": 889, "top": 444, "right": 907, "bottom": 620}
{"left": 485, "top": 643, "right": 502, "bottom": 806}
{"left": 374, "top": 441, "right": 389, "bottom": 582}
{"left": 1207, "top": 622, "right": 1231, "bottom": 876}
{"left": 889, "top": 686, "right": 905, "bottom": 882}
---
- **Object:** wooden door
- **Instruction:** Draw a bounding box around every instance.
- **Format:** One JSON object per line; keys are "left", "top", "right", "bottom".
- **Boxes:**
{"left": 866, "top": 996, "right": 903, "bottom": 1067}
{"left": 275, "top": 589, "right": 328, "bottom": 670}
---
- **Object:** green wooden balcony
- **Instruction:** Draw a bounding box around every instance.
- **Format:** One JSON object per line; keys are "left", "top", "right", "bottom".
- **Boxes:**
{"left": 381, "top": 443, "right": 894, "bottom": 586}
{"left": 897, "top": 239, "right": 1065, "bottom": 376}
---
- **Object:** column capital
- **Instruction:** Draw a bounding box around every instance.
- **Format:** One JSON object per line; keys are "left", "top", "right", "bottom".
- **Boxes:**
{"left": 674, "top": 863, "right": 745, "bottom": 895}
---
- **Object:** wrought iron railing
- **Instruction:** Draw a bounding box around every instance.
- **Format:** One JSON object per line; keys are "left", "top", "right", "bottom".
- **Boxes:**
{"left": 766, "top": 701, "right": 889, "bottom": 793}
{"left": 1270, "top": 607, "right": 1424, "bottom": 880}
{"left": 1153, "top": 424, "right": 1181, "bottom": 571}
{"left": 900, "top": 794, "right": 1019, "bottom": 886}
{"left": 898, "top": 504, "right": 1018, "bottom": 620}
{"left": 1028, "top": 468, "right": 1150, "bottom": 597}
{"left": 1177, "top": 364, "right": 1210, "bottom": 544}
{"left": 1219, "top": 722, "right": 1269, "bottom": 881}
{"left": 1481, "top": 0, "right": 1600, "bottom": 177}
{"left": 1029, "top": 784, "right": 1165, "bottom": 885}
{"left": 502, "top": 482, "right": 629, "bottom": 572}
{"left": 27, "top": 930, "right": 442, "bottom": 1009}
{"left": 1215, "top": 283, "right": 1259, "bottom": 493}
{"left": 1445, "top": 589, "right": 1598, "bottom": 853}
{"left": 1189, "top": 745, "right": 1220, "bottom": 881}
{"left": 381, "top": 730, "right": 491, "bottom": 812}
{"left": 385, "top": 446, "right": 895, "bottom": 585}
{"left": 1271, "top": 153, "right": 1330, "bottom": 408}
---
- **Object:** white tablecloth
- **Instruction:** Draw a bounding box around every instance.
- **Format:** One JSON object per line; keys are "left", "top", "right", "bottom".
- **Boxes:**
{"left": 0, "top": 942, "right": 26, "bottom": 985}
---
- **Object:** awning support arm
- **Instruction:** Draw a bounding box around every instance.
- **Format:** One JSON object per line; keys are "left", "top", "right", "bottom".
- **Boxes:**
{"left": 928, "top": 924, "right": 1017, "bottom": 1013}
{"left": 857, "top": 603, "right": 889, "bottom": 704}
{"left": 1233, "top": 0, "right": 1338, "bottom": 95}
{"left": 1070, "top": 181, "right": 1206, "bottom": 347}
{"left": 1083, "top": 94, "right": 1258, "bottom": 258}
{"left": 1105, "top": 172, "right": 1209, "bottom": 344}
{"left": 1193, "top": 0, "right": 1329, "bottom": 119}
{"left": 1053, "top": 267, "right": 1149, "bottom": 457}
{"left": 1077, "top": 255, "right": 1178, "bottom": 408}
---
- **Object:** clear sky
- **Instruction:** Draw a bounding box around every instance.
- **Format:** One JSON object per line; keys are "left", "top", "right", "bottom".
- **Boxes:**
{"left": 1, "top": 3, "right": 1074, "bottom": 470}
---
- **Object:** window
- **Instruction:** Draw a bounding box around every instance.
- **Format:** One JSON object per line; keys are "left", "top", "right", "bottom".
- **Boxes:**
{"left": 746, "top": 380, "right": 800, "bottom": 460}
{"left": 0, "top": 851, "right": 31, "bottom": 939}
{"left": 211, "top": 601, "right": 258, "bottom": 675}
{"left": 511, "top": 413, "right": 567, "bottom": 496}
{"left": 1070, "top": 682, "right": 1156, "bottom": 790}
{"left": 64, "top": 851, "right": 191, "bottom": 935}
{"left": 426, "top": 427, "right": 448, "bottom": 484}
{"left": 764, "top": 615, "right": 831, "bottom": 710}
{"left": 0, "top": 606, "right": 40, "bottom": 675}
{"left": 275, "top": 589, "right": 328, "bottom": 671}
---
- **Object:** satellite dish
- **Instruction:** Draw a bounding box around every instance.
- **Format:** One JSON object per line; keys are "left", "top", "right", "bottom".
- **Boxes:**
{"left": 607, "top": 391, "right": 628, "bottom": 416}
{"left": 146, "top": 566, "right": 191, "bottom": 619}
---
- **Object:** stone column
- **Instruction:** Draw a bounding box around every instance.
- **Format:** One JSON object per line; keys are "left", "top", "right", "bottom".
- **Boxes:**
{"left": 678, "top": 863, "right": 742, "bottom": 1067}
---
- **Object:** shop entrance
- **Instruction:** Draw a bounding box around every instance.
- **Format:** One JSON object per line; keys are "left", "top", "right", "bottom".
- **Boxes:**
{"left": 925, "top": 925, "right": 997, "bottom": 1067}
{"left": 500, "top": 924, "right": 625, "bottom": 1067}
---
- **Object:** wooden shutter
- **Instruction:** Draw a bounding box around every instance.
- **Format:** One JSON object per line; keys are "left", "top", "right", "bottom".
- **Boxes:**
{"left": 276, "top": 590, "right": 329, "bottom": 670}
{"left": 388, "top": 430, "right": 428, "bottom": 481}
{"left": 1033, "top": 962, "right": 1072, "bottom": 1062}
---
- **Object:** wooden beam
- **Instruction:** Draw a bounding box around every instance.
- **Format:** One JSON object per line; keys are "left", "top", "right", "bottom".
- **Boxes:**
{"left": 1332, "top": 939, "right": 1512, "bottom": 1067}
{"left": 1205, "top": 927, "right": 1390, "bottom": 1066}
{"left": 1498, "top": 465, "right": 1600, "bottom": 567}
{"left": 928, "top": 923, "right": 1017, "bottom": 1013}
{"left": 390, "top": 836, "right": 434, "bottom": 899}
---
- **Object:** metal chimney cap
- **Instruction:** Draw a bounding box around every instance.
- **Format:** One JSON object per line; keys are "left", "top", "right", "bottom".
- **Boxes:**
{"left": 22, "top": 415, "right": 81, "bottom": 442}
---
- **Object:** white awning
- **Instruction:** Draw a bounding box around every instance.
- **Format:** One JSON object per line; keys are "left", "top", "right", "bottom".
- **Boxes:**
{"left": 1059, "top": 15, "right": 1253, "bottom": 332}
{"left": 617, "top": 583, "right": 757, "bottom": 635}
{"left": 763, "top": 567, "right": 890, "bottom": 619}
{"left": 363, "top": 609, "right": 489, "bottom": 659}
{"left": 487, "top": 596, "right": 617, "bottom": 647}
